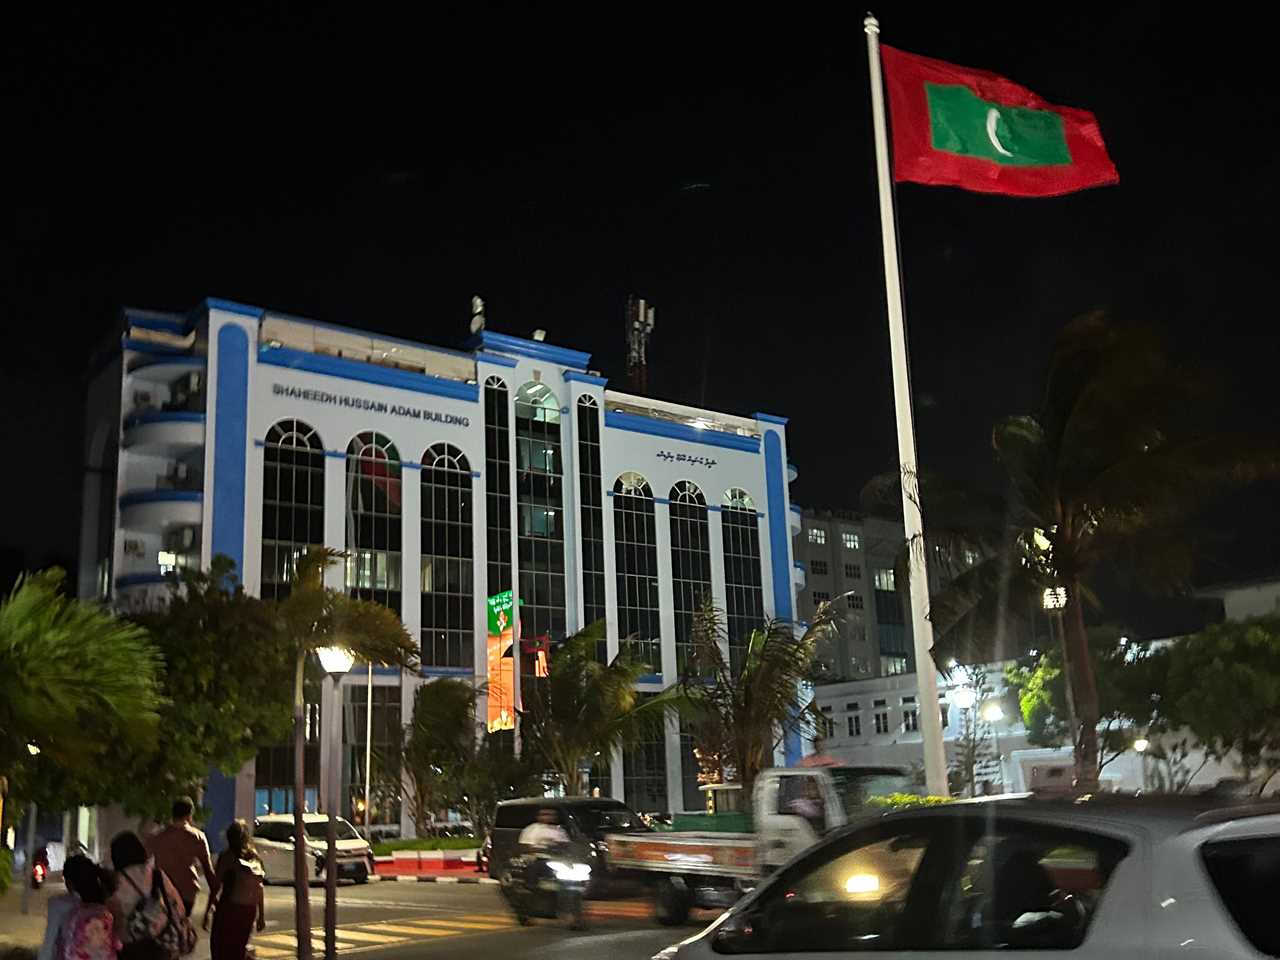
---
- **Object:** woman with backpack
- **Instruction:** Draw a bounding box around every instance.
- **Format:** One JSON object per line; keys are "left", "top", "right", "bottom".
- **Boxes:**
{"left": 53, "top": 856, "right": 117, "bottom": 960}
{"left": 107, "top": 832, "right": 196, "bottom": 960}
{"left": 202, "top": 820, "right": 265, "bottom": 960}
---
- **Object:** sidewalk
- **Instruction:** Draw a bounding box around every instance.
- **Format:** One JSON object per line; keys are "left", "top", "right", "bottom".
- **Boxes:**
{"left": 0, "top": 882, "right": 56, "bottom": 952}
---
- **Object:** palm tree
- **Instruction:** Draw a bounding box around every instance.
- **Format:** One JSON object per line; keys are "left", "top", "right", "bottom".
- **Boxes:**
{"left": 275, "top": 549, "right": 417, "bottom": 960}
{"left": 398, "top": 678, "right": 475, "bottom": 835}
{"left": 678, "top": 600, "right": 838, "bottom": 805}
{"left": 0, "top": 569, "right": 162, "bottom": 793}
{"left": 519, "top": 620, "right": 676, "bottom": 796}
{"left": 875, "top": 314, "right": 1278, "bottom": 789}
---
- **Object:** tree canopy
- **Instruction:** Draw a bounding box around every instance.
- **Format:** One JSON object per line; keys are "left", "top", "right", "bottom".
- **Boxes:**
{"left": 1, "top": 569, "right": 162, "bottom": 809}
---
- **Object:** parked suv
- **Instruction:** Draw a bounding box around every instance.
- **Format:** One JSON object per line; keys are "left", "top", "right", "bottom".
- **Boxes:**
{"left": 254, "top": 814, "right": 374, "bottom": 884}
{"left": 488, "top": 797, "right": 650, "bottom": 887}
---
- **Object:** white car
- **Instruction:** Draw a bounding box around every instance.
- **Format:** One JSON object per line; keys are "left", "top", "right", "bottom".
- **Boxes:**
{"left": 253, "top": 814, "right": 374, "bottom": 884}
{"left": 655, "top": 794, "right": 1280, "bottom": 958}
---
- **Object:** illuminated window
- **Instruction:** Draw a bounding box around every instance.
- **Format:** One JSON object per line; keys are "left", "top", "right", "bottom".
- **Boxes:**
{"left": 614, "top": 472, "right": 660, "bottom": 672}
{"left": 807, "top": 527, "right": 827, "bottom": 545}
{"left": 874, "top": 568, "right": 896, "bottom": 591}
{"left": 842, "top": 530, "right": 861, "bottom": 550}
{"left": 669, "top": 480, "right": 711, "bottom": 677}
{"left": 515, "top": 381, "right": 565, "bottom": 643}
{"left": 882, "top": 655, "right": 908, "bottom": 676}
{"left": 810, "top": 559, "right": 828, "bottom": 576}
{"left": 722, "top": 488, "right": 763, "bottom": 675}
{"left": 420, "top": 443, "right": 473, "bottom": 668}
{"left": 345, "top": 432, "right": 402, "bottom": 612}
{"left": 261, "top": 419, "right": 325, "bottom": 600}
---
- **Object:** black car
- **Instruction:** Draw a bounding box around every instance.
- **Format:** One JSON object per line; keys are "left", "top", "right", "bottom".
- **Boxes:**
{"left": 488, "top": 797, "right": 651, "bottom": 888}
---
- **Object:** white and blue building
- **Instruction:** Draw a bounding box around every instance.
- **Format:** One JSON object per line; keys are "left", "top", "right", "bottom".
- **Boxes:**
{"left": 80, "top": 298, "right": 804, "bottom": 838}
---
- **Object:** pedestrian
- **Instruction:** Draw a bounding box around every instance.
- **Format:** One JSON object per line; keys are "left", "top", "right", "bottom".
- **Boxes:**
{"left": 37, "top": 856, "right": 99, "bottom": 960}
{"left": 107, "top": 831, "right": 193, "bottom": 960}
{"left": 54, "top": 858, "right": 117, "bottom": 960}
{"left": 202, "top": 821, "right": 265, "bottom": 960}
{"left": 146, "top": 798, "right": 217, "bottom": 919}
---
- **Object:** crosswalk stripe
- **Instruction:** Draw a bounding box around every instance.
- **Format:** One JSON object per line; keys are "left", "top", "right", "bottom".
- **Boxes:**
{"left": 250, "top": 949, "right": 294, "bottom": 958}
{"left": 365, "top": 924, "right": 457, "bottom": 937}
{"left": 321, "top": 930, "right": 407, "bottom": 944}
{"left": 458, "top": 914, "right": 518, "bottom": 925}
{"left": 397, "top": 918, "right": 509, "bottom": 931}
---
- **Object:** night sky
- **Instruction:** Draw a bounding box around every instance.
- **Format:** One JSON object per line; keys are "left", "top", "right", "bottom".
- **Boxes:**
{"left": 4, "top": 3, "right": 1277, "bottom": 589}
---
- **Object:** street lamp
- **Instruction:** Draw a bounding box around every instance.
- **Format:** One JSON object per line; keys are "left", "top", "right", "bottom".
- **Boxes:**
{"left": 316, "top": 646, "right": 353, "bottom": 960}
{"left": 1042, "top": 586, "right": 1078, "bottom": 739}
{"left": 949, "top": 685, "right": 977, "bottom": 797}
{"left": 982, "top": 702, "right": 1005, "bottom": 792}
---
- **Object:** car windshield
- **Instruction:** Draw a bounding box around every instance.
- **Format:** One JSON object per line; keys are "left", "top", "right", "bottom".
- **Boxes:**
{"left": 830, "top": 768, "right": 916, "bottom": 809}
{"left": 571, "top": 803, "right": 650, "bottom": 835}
{"left": 303, "top": 820, "right": 363, "bottom": 842}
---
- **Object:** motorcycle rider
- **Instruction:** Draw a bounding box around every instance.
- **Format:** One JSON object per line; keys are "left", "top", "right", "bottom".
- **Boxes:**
{"left": 518, "top": 808, "right": 570, "bottom": 851}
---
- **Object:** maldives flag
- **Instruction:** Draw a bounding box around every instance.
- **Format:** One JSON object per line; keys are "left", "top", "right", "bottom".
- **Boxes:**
{"left": 881, "top": 45, "right": 1118, "bottom": 197}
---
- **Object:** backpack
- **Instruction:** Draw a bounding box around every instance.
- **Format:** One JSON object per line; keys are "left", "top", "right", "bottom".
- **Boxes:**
{"left": 119, "top": 867, "right": 198, "bottom": 960}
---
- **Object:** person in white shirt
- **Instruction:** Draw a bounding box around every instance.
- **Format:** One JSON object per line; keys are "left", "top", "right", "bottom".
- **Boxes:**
{"left": 518, "top": 808, "right": 570, "bottom": 851}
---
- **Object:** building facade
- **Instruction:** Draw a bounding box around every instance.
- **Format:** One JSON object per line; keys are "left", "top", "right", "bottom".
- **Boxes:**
{"left": 80, "top": 299, "right": 803, "bottom": 837}
{"left": 794, "top": 509, "right": 953, "bottom": 682}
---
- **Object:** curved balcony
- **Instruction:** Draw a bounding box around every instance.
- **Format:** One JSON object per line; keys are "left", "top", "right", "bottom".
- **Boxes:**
{"left": 789, "top": 503, "right": 802, "bottom": 536}
{"left": 114, "top": 571, "right": 178, "bottom": 612}
{"left": 794, "top": 560, "right": 807, "bottom": 591}
{"left": 126, "top": 356, "right": 206, "bottom": 382}
{"left": 119, "top": 489, "right": 203, "bottom": 532}
{"left": 123, "top": 411, "right": 205, "bottom": 456}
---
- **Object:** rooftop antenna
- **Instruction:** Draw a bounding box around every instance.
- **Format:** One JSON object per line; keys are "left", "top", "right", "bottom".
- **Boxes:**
{"left": 626, "top": 296, "right": 656, "bottom": 394}
{"left": 470, "top": 295, "right": 486, "bottom": 335}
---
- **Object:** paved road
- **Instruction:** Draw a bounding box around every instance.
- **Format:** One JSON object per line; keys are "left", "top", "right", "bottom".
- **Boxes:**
{"left": 230, "top": 880, "right": 700, "bottom": 960}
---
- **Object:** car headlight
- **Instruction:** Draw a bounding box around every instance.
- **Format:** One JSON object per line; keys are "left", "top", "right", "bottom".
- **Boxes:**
{"left": 546, "top": 861, "right": 592, "bottom": 882}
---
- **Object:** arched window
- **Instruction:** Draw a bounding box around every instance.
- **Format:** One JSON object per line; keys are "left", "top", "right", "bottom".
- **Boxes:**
{"left": 669, "top": 480, "right": 711, "bottom": 676}
{"left": 345, "top": 432, "right": 402, "bottom": 612}
{"left": 722, "top": 487, "right": 763, "bottom": 674}
{"left": 577, "top": 396, "right": 606, "bottom": 661}
{"left": 613, "top": 472, "right": 659, "bottom": 671}
{"left": 421, "top": 443, "right": 473, "bottom": 669}
{"left": 261, "top": 419, "right": 324, "bottom": 600}
{"left": 515, "top": 381, "right": 565, "bottom": 643}
{"left": 484, "top": 376, "right": 511, "bottom": 596}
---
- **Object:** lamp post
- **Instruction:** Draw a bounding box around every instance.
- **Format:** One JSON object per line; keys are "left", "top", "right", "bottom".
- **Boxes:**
{"left": 950, "top": 685, "right": 977, "bottom": 797}
{"left": 1042, "top": 587, "right": 1078, "bottom": 749}
{"left": 982, "top": 702, "right": 1005, "bottom": 792}
{"left": 316, "top": 646, "right": 354, "bottom": 960}
{"left": 1134, "top": 736, "right": 1150, "bottom": 792}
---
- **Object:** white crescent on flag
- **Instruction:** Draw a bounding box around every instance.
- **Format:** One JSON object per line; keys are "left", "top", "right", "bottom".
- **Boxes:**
{"left": 986, "top": 107, "right": 1014, "bottom": 157}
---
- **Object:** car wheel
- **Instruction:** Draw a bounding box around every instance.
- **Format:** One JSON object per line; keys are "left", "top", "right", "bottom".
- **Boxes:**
{"left": 655, "top": 877, "right": 692, "bottom": 926}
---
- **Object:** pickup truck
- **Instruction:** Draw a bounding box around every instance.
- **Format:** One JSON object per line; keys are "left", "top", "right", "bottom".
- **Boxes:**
{"left": 605, "top": 765, "right": 915, "bottom": 924}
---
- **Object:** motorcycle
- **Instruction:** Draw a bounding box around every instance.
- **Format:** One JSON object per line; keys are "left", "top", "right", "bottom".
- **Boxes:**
{"left": 498, "top": 850, "right": 591, "bottom": 930}
{"left": 30, "top": 846, "right": 49, "bottom": 890}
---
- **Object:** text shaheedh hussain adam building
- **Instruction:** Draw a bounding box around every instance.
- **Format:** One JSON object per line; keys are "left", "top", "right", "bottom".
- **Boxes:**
{"left": 80, "top": 298, "right": 804, "bottom": 836}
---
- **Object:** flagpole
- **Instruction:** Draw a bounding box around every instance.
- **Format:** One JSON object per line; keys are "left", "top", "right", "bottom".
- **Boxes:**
{"left": 864, "top": 13, "right": 948, "bottom": 798}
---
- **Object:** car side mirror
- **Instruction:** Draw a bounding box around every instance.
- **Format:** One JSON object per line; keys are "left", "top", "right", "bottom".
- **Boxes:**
{"left": 712, "top": 911, "right": 764, "bottom": 955}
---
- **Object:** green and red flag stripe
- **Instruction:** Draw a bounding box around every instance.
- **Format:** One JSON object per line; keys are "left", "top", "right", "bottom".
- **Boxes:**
{"left": 881, "top": 44, "right": 1118, "bottom": 197}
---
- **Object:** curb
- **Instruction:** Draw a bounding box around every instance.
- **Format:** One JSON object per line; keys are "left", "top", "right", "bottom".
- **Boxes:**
{"left": 397, "top": 874, "right": 499, "bottom": 885}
